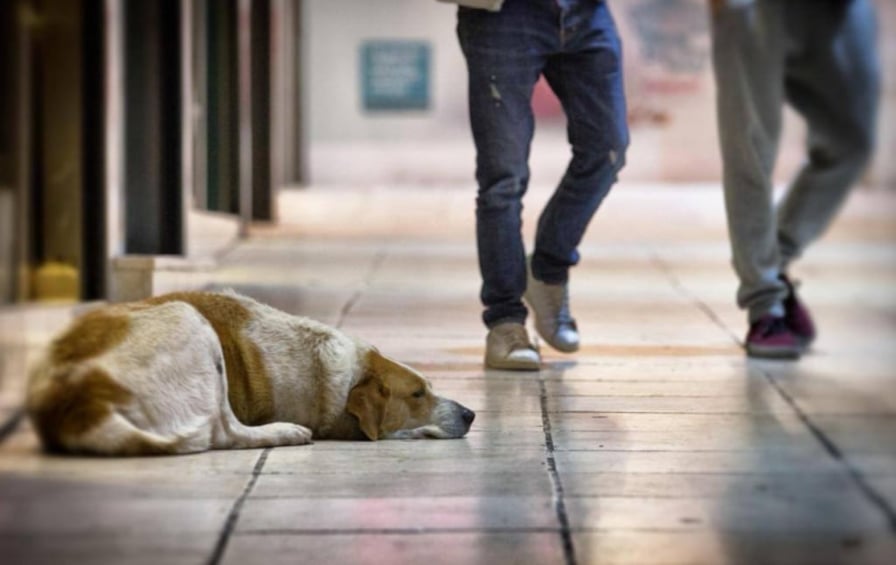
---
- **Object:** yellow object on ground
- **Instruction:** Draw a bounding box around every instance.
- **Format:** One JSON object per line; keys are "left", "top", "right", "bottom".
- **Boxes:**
{"left": 32, "top": 261, "right": 78, "bottom": 302}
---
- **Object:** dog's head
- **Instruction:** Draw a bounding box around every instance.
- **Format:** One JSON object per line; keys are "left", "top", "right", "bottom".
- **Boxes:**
{"left": 347, "top": 350, "right": 474, "bottom": 440}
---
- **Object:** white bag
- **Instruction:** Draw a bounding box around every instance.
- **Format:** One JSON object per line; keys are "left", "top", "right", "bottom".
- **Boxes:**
{"left": 436, "top": 0, "right": 505, "bottom": 12}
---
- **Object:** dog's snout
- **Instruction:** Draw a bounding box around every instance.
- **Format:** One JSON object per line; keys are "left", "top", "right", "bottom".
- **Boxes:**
{"left": 461, "top": 407, "right": 475, "bottom": 427}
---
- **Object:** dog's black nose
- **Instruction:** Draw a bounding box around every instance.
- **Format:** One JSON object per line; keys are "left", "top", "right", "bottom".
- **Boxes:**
{"left": 461, "top": 407, "right": 476, "bottom": 426}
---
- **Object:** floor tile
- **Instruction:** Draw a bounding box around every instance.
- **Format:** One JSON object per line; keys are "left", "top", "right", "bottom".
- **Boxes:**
{"left": 223, "top": 532, "right": 565, "bottom": 565}
{"left": 0, "top": 533, "right": 220, "bottom": 565}
{"left": 554, "top": 449, "right": 842, "bottom": 475}
{"left": 572, "top": 531, "right": 896, "bottom": 565}
{"left": 237, "top": 496, "right": 559, "bottom": 533}
{"left": 565, "top": 494, "right": 889, "bottom": 533}
{"left": 252, "top": 469, "right": 553, "bottom": 498}
{"left": 0, "top": 498, "right": 233, "bottom": 535}
{"left": 560, "top": 470, "right": 857, "bottom": 499}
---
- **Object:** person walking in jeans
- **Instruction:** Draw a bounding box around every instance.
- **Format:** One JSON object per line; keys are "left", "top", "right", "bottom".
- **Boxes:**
{"left": 709, "top": 0, "right": 879, "bottom": 359}
{"left": 447, "top": 0, "right": 629, "bottom": 370}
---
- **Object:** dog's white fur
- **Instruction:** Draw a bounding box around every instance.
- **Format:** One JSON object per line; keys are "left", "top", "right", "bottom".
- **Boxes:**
{"left": 26, "top": 290, "right": 474, "bottom": 456}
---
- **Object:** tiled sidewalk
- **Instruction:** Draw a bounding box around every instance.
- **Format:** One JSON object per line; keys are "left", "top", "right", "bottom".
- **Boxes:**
{"left": 1, "top": 184, "right": 894, "bottom": 564}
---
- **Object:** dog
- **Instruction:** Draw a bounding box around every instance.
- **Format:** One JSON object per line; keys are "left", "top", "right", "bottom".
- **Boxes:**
{"left": 26, "top": 290, "right": 475, "bottom": 455}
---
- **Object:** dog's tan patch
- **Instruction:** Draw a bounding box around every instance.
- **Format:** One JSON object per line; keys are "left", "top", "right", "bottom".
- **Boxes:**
{"left": 144, "top": 292, "right": 274, "bottom": 425}
{"left": 346, "top": 375, "right": 388, "bottom": 440}
{"left": 50, "top": 310, "right": 130, "bottom": 365}
{"left": 348, "top": 350, "right": 437, "bottom": 440}
{"left": 29, "top": 367, "right": 132, "bottom": 453}
{"left": 375, "top": 352, "right": 436, "bottom": 414}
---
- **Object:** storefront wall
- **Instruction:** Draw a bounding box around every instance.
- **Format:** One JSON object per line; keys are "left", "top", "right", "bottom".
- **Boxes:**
{"left": 302, "top": 0, "right": 896, "bottom": 188}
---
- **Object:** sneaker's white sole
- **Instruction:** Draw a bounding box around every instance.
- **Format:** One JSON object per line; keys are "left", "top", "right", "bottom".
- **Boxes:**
{"left": 746, "top": 344, "right": 803, "bottom": 360}
{"left": 484, "top": 356, "right": 540, "bottom": 371}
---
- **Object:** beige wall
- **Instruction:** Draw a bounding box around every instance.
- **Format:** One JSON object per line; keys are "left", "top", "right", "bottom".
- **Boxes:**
{"left": 302, "top": 0, "right": 894, "bottom": 188}
{"left": 875, "top": 0, "right": 896, "bottom": 189}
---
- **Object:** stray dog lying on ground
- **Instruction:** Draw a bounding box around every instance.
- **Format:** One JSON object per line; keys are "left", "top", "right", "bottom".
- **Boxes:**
{"left": 26, "top": 290, "right": 475, "bottom": 455}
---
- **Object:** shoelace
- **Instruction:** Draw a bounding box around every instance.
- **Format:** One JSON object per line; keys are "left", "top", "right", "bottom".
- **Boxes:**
{"left": 497, "top": 325, "right": 535, "bottom": 352}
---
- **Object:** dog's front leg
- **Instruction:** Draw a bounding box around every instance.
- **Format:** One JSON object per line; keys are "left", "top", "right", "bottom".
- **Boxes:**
{"left": 209, "top": 348, "right": 313, "bottom": 449}
{"left": 213, "top": 418, "right": 313, "bottom": 450}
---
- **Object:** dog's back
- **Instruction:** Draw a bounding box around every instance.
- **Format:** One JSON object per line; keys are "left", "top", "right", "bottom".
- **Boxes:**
{"left": 27, "top": 300, "right": 226, "bottom": 455}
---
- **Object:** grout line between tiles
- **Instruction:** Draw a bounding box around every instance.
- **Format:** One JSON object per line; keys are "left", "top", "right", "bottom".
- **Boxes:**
{"left": 236, "top": 527, "right": 565, "bottom": 536}
{"left": 230, "top": 524, "right": 896, "bottom": 536}
{"left": 207, "top": 448, "right": 272, "bottom": 565}
{"left": 539, "top": 374, "right": 578, "bottom": 565}
{"left": 757, "top": 367, "right": 896, "bottom": 534}
{"left": 648, "top": 250, "right": 741, "bottom": 347}
{"left": 546, "top": 410, "right": 792, "bottom": 415}
{"left": 335, "top": 249, "right": 387, "bottom": 328}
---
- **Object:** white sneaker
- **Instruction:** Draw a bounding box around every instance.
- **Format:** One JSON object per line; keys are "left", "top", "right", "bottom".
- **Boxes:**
{"left": 485, "top": 322, "right": 541, "bottom": 371}
{"left": 524, "top": 258, "right": 580, "bottom": 353}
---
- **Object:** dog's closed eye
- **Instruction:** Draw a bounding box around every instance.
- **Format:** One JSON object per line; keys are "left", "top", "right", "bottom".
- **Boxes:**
{"left": 412, "top": 389, "right": 426, "bottom": 399}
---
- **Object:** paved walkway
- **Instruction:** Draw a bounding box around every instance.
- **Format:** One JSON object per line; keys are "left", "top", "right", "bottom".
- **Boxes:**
{"left": 1, "top": 183, "right": 895, "bottom": 564}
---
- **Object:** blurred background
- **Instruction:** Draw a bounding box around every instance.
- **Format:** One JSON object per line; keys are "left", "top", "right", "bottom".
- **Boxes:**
{"left": 1, "top": 0, "right": 894, "bottom": 306}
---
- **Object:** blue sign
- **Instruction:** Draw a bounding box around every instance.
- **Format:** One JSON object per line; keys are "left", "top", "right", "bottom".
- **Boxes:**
{"left": 361, "top": 41, "right": 430, "bottom": 111}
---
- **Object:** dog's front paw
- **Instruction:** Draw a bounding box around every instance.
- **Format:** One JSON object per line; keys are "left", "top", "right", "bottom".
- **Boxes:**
{"left": 273, "top": 422, "right": 314, "bottom": 445}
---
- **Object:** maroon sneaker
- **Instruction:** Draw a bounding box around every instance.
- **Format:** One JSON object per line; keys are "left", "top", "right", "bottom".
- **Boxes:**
{"left": 745, "top": 314, "right": 803, "bottom": 359}
{"left": 781, "top": 274, "right": 817, "bottom": 347}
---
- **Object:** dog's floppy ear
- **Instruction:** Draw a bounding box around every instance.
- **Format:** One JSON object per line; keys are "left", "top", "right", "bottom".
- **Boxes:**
{"left": 347, "top": 376, "right": 390, "bottom": 441}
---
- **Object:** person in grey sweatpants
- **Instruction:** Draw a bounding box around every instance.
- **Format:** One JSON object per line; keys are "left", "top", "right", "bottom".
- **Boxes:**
{"left": 709, "top": 0, "right": 880, "bottom": 359}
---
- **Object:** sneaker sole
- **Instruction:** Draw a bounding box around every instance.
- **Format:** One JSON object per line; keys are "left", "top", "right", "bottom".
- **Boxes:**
{"left": 484, "top": 356, "right": 541, "bottom": 371}
{"left": 746, "top": 343, "right": 803, "bottom": 360}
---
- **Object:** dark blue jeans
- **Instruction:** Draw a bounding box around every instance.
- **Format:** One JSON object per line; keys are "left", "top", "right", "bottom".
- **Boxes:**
{"left": 457, "top": 0, "right": 629, "bottom": 328}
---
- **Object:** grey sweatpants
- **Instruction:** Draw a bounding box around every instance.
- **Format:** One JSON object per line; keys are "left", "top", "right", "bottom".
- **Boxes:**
{"left": 709, "top": 0, "right": 880, "bottom": 322}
